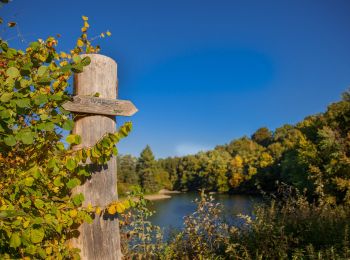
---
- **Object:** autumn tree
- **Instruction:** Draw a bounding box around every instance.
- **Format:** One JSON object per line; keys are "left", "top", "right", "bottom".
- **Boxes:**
{"left": 251, "top": 127, "right": 273, "bottom": 147}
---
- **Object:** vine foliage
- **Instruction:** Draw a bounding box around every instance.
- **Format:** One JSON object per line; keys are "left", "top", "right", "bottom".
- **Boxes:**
{"left": 0, "top": 9, "right": 131, "bottom": 259}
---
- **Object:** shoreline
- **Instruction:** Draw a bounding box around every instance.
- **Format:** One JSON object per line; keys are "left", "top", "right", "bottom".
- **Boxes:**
{"left": 158, "top": 189, "right": 182, "bottom": 195}
{"left": 144, "top": 194, "right": 172, "bottom": 201}
{"left": 144, "top": 189, "right": 182, "bottom": 201}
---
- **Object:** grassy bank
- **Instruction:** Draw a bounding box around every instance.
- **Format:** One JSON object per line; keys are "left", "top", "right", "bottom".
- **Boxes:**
{"left": 120, "top": 189, "right": 350, "bottom": 259}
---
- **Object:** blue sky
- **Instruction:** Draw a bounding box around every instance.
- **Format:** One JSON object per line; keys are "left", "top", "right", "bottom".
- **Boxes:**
{"left": 2, "top": 0, "right": 350, "bottom": 158}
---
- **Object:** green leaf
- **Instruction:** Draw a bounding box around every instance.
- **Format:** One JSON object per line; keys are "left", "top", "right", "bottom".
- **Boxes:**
{"left": 37, "top": 65, "right": 48, "bottom": 76}
{"left": 60, "top": 64, "right": 72, "bottom": 73}
{"left": 62, "top": 120, "right": 74, "bottom": 131}
{"left": 6, "top": 67, "right": 19, "bottom": 78}
{"left": 10, "top": 233, "right": 21, "bottom": 248}
{"left": 34, "top": 199, "right": 44, "bottom": 209}
{"left": 81, "top": 56, "right": 91, "bottom": 66}
{"left": 66, "top": 134, "right": 81, "bottom": 145}
{"left": 66, "top": 178, "right": 81, "bottom": 189}
{"left": 38, "top": 248, "right": 47, "bottom": 259}
{"left": 56, "top": 142, "right": 65, "bottom": 151}
{"left": 47, "top": 159, "right": 57, "bottom": 169}
{"left": 53, "top": 177, "right": 62, "bottom": 187}
{"left": 0, "top": 210, "right": 26, "bottom": 219}
{"left": 24, "top": 177, "right": 34, "bottom": 187}
{"left": 50, "top": 93, "right": 62, "bottom": 101}
{"left": 72, "top": 193, "right": 84, "bottom": 206}
{"left": 17, "top": 130, "right": 35, "bottom": 144}
{"left": 78, "top": 168, "right": 89, "bottom": 176}
{"left": 29, "top": 166, "right": 41, "bottom": 179}
{"left": 37, "top": 122, "right": 55, "bottom": 131}
{"left": 37, "top": 76, "right": 51, "bottom": 85}
{"left": 45, "top": 122, "right": 55, "bottom": 131}
{"left": 82, "top": 212, "right": 93, "bottom": 224}
{"left": 91, "top": 147, "right": 100, "bottom": 157}
{"left": 34, "top": 94, "right": 48, "bottom": 105}
{"left": 32, "top": 217, "right": 44, "bottom": 225}
{"left": 29, "top": 41, "right": 40, "bottom": 50}
{"left": 0, "top": 41, "right": 8, "bottom": 51}
{"left": 40, "top": 114, "right": 48, "bottom": 120}
{"left": 72, "top": 55, "right": 81, "bottom": 63}
{"left": 66, "top": 158, "right": 77, "bottom": 171}
{"left": 22, "top": 62, "right": 33, "bottom": 70}
{"left": 4, "top": 135, "right": 16, "bottom": 146}
{"left": 30, "top": 228, "right": 45, "bottom": 244}
{"left": 20, "top": 78, "right": 31, "bottom": 87}
{"left": 71, "top": 64, "right": 84, "bottom": 73}
{"left": 0, "top": 109, "right": 11, "bottom": 119}
{"left": 0, "top": 92, "right": 13, "bottom": 102}
{"left": 15, "top": 98, "right": 30, "bottom": 108}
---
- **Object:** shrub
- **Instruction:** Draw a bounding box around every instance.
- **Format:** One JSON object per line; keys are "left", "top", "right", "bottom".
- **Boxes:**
{"left": 124, "top": 189, "right": 350, "bottom": 259}
{"left": 0, "top": 10, "right": 131, "bottom": 259}
{"left": 119, "top": 188, "right": 164, "bottom": 259}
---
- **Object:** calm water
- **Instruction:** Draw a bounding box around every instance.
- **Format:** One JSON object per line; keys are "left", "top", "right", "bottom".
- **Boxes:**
{"left": 148, "top": 192, "right": 261, "bottom": 233}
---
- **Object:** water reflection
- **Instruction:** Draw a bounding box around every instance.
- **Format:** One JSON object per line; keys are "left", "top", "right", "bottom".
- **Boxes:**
{"left": 148, "top": 192, "right": 261, "bottom": 236}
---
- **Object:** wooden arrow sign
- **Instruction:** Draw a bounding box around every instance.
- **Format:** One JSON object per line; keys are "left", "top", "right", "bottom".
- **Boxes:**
{"left": 62, "top": 95, "right": 138, "bottom": 116}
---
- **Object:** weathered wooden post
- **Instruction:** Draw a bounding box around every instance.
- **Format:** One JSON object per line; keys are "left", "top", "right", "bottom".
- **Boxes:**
{"left": 63, "top": 54, "right": 137, "bottom": 259}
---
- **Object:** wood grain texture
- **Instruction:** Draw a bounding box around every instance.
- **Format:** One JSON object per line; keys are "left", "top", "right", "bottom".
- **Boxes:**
{"left": 62, "top": 95, "right": 138, "bottom": 116}
{"left": 70, "top": 54, "right": 122, "bottom": 260}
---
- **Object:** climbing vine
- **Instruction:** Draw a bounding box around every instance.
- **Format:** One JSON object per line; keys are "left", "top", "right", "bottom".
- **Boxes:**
{"left": 0, "top": 7, "right": 131, "bottom": 259}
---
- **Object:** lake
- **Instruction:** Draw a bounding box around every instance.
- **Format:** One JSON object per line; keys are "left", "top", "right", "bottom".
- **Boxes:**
{"left": 148, "top": 192, "right": 261, "bottom": 234}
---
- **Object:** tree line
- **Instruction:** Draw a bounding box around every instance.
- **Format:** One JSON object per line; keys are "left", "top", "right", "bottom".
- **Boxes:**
{"left": 118, "top": 90, "right": 350, "bottom": 203}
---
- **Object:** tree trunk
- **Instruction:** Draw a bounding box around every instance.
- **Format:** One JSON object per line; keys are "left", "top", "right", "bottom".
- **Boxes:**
{"left": 71, "top": 54, "right": 122, "bottom": 260}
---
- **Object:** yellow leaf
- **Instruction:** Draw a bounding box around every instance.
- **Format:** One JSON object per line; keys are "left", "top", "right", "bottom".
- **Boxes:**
{"left": 107, "top": 205, "right": 117, "bottom": 215}
{"left": 59, "top": 60, "right": 68, "bottom": 66}
{"left": 95, "top": 207, "right": 102, "bottom": 215}
{"left": 116, "top": 202, "right": 126, "bottom": 213}
{"left": 69, "top": 209, "right": 78, "bottom": 218}
{"left": 60, "top": 52, "right": 67, "bottom": 58}
{"left": 81, "top": 27, "right": 87, "bottom": 32}
{"left": 77, "top": 39, "right": 84, "bottom": 47}
{"left": 106, "top": 30, "right": 111, "bottom": 36}
{"left": 100, "top": 33, "right": 105, "bottom": 38}
{"left": 23, "top": 220, "right": 30, "bottom": 228}
{"left": 84, "top": 21, "right": 89, "bottom": 28}
{"left": 46, "top": 247, "right": 52, "bottom": 255}
{"left": 122, "top": 200, "right": 131, "bottom": 209}
{"left": 53, "top": 81, "right": 59, "bottom": 89}
{"left": 86, "top": 203, "right": 94, "bottom": 212}
{"left": 82, "top": 15, "right": 88, "bottom": 21}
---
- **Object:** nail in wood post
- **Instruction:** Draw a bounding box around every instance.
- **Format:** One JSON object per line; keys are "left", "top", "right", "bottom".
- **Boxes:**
{"left": 71, "top": 54, "right": 122, "bottom": 259}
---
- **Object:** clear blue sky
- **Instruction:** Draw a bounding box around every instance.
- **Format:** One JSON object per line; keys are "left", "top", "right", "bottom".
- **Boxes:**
{"left": 2, "top": 0, "right": 350, "bottom": 158}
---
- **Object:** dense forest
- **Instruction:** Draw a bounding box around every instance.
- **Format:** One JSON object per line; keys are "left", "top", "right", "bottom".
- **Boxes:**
{"left": 118, "top": 90, "right": 350, "bottom": 203}
{"left": 119, "top": 90, "right": 350, "bottom": 258}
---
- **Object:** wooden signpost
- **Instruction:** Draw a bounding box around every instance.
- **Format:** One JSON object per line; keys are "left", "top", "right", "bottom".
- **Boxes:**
{"left": 63, "top": 95, "right": 137, "bottom": 116}
{"left": 65, "top": 54, "right": 137, "bottom": 260}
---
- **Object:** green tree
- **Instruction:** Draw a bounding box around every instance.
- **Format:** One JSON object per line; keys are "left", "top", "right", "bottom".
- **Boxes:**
{"left": 118, "top": 154, "right": 138, "bottom": 184}
{"left": 137, "top": 145, "right": 159, "bottom": 193}
{"left": 251, "top": 127, "right": 273, "bottom": 147}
